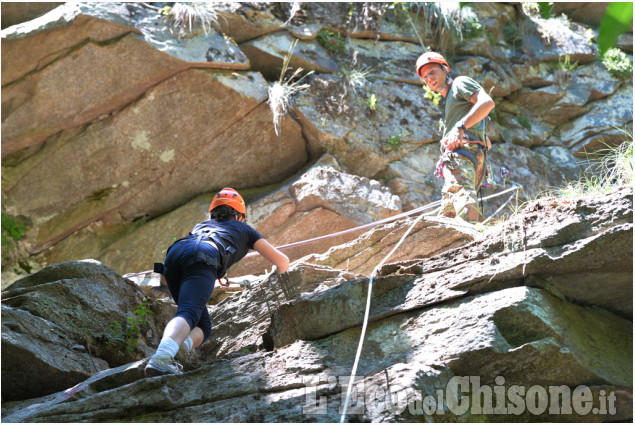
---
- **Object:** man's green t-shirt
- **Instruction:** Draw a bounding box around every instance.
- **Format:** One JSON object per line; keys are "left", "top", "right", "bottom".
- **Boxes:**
{"left": 443, "top": 76, "right": 486, "bottom": 141}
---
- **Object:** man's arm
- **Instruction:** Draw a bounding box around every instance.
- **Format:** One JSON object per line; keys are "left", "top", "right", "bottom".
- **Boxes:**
{"left": 443, "top": 89, "right": 495, "bottom": 151}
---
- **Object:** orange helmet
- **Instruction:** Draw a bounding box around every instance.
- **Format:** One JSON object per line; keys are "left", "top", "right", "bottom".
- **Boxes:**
{"left": 416, "top": 52, "right": 450, "bottom": 78}
{"left": 209, "top": 187, "right": 246, "bottom": 215}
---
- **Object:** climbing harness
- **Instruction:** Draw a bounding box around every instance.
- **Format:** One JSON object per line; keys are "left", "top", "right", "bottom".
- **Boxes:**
{"left": 338, "top": 184, "right": 520, "bottom": 421}
{"left": 435, "top": 131, "right": 492, "bottom": 217}
{"left": 151, "top": 233, "right": 232, "bottom": 287}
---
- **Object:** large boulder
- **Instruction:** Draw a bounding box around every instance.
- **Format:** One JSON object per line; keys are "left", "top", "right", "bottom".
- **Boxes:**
{"left": 557, "top": 84, "right": 633, "bottom": 155}
{"left": 1, "top": 2, "right": 64, "bottom": 29}
{"left": 301, "top": 215, "right": 478, "bottom": 276}
{"left": 1, "top": 3, "right": 251, "bottom": 155}
{"left": 267, "top": 187, "right": 633, "bottom": 348}
{"left": 293, "top": 73, "right": 444, "bottom": 178}
{"left": 3, "top": 68, "right": 307, "bottom": 254}
{"left": 1, "top": 260, "right": 176, "bottom": 401}
{"left": 39, "top": 157, "right": 402, "bottom": 278}
{"left": 524, "top": 14, "right": 596, "bottom": 65}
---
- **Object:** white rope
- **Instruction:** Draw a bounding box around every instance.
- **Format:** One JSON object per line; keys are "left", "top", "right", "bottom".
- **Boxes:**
{"left": 481, "top": 186, "right": 521, "bottom": 225}
{"left": 339, "top": 209, "right": 427, "bottom": 422}
{"left": 338, "top": 185, "right": 520, "bottom": 421}
{"left": 123, "top": 186, "right": 520, "bottom": 279}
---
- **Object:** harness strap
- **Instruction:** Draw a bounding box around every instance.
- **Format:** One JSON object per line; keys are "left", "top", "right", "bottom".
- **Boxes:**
{"left": 157, "top": 234, "right": 229, "bottom": 287}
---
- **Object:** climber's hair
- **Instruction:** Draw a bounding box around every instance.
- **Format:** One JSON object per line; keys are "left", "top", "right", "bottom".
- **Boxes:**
{"left": 210, "top": 205, "right": 245, "bottom": 222}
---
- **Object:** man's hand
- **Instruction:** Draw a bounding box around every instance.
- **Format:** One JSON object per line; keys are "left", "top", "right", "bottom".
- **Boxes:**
{"left": 441, "top": 126, "right": 466, "bottom": 151}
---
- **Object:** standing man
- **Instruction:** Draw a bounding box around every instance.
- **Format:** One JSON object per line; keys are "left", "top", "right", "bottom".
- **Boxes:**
{"left": 145, "top": 188, "right": 289, "bottom": 376}
{"left": 416, "top": 52, "right": 495, "bottom": 223}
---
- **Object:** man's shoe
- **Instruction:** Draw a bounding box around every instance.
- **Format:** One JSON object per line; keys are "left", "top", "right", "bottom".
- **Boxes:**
{"left": 174, "top": 342, "right": 190, "bottom": 363}
{"left": 144, "top": 353, "right": 183, "bottom": 377}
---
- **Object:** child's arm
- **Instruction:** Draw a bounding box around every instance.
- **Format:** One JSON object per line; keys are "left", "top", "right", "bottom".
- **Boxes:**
{"left": 254, "top": 238, "right": 290, "bottom": 273}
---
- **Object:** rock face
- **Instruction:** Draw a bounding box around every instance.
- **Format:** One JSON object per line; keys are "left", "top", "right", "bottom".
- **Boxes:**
{"left": 1, "top": 187, "right": 632, "bottom": 422}
{"left": 2, "top": 2, "right": 632, "bottom": 286}
{"left": 1, "top": 260, "right": 176, "bottom": 401}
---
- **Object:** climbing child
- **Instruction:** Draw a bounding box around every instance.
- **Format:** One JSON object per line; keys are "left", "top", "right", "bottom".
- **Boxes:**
{"left": 145, "top": 187, "right": 289, "bottom": 376}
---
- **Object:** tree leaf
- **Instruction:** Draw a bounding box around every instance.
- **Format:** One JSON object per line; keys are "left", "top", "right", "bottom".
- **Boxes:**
{"left": 538, "top": 2, "right": 552, "bottom": 19}
{"left": 598, "top": 2, "right": 634, "bottom": 56}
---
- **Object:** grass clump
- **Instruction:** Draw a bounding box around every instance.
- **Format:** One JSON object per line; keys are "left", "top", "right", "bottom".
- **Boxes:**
{"left": 602, "top": 48, "right": 633, "bottom": 80}
{"left": 268, "top": 39, "right": 313, "bottom": 136}
{"left": 559, "top": 132, "right": 633, "bottom": 200}
{"left": 160, "top": 2, "right": 236, "bottom": 37}
{"left": 340, "top": 63, "right": 374, "bottom": 92}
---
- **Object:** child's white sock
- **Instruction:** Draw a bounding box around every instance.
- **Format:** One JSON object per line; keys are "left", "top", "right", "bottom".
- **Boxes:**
{"left": 182, "top": 336, "right": 193, "bottom": 353}
{"left": 155, "top": 337, "right": 180, "bottom": 358}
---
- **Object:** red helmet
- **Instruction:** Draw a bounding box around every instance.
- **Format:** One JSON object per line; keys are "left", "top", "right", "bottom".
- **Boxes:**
{"left": 416, "top": 52, "right": 450, "bottom": 78}
{"left": 209, "top": 187, "right": 246, "bottom": 215}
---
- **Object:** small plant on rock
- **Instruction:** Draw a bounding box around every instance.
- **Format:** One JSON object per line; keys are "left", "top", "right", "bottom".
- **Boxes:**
{"left": 268, "top": 39, "right": 313, "bottom": 136}
{"left": 423, "top": 85, "right": 443, "bottom": 107}
{"left": 558, "top": 54, "right": 579, "bottom": 72}
{"left": 386, "top": 133, "right": 403, "bottom": 151}
{"left": 107, "top": 298, "right": 154, "bottom": 357}
{"left": 464, "top": 19, "right": 485, "bottom": 39}
{"left": 1, "top": 212, "right": 27, "bottom": 253}
{"left": 317, "top": 29, "right": 346, "bottom": 53}
{"left": 503, "top": 23, "right": 523, "bottom": 49}
{"left": 602, "top": 48, "right": 633, "bottom": 80}
{"left": 160, "top": 2, "right": 236, "bottom": 36}
{"left": 559, "top": 129, "right": 633, "bottom": 200}
{"left": 340, "top": 63, "right": 374, "bottom": 93}
{"left": 365, "top": 93, "right": 378, "bottom": 113}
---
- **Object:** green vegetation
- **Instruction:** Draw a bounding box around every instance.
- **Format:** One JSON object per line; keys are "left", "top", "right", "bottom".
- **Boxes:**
{"left": 412, "top": 3, "right": 480, "bottom": 52}
{"left": 521, "top": 2, "right": 542, "bottom": 17}
{"left": 423, "top": 85, "right": 443, "bottom": 107}
{"left": 365, "top": 93, "right": 378, "bottom": 112}
{"left": 1, "top": 212, "right": 27, "bottom": 253}
{"left": 584, "top": 28, "right": 595, "bottom": 46}
{"left": 517, "top": 116, "right": 532, "bottom": 130}
{"left": 558, "top": 133, "right": 633, "bottom": 200}
{"left": 107, "top": 298, "right": 154, "bottom": 357}
{"left": 317, "top": 29, "right": 346, "bottom": 53}
{"left": 463, "top": 19, "right": 485, "bottom": 39}
{"left": 486, "top": 30, "right": 496, "bottom": 46}
{"left": 558, "top": 54, "right": 579, "bottom": 72}
{"left": 503, "top": 23, "right": 523, "bottom": 49}
{"left": 597, "top": 2, "right": 634, "bottom": 56}
{"left": 386, "top": 133, "right": 402, "bottom": 151}
{"left": 602, "top": 48, "right": 633, "bottom": 80}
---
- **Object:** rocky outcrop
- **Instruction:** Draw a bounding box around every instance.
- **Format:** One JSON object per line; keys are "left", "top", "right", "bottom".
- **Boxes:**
{"left": 1, "top": 2, "right": 632, "bottom": 315}
{"left": 1, "top": 260, "right": 176, "bottom": 401}
{"left": 1, "top": 187, "right": 632, "bottom": 422}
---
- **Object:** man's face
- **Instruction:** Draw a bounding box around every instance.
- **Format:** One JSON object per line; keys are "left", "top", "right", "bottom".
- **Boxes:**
{"left": 420, "top": 64, "right": 447, "bottom": 93}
